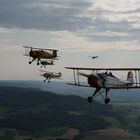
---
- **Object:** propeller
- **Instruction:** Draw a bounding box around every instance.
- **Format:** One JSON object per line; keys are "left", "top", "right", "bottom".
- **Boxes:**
{"left": 40, "top": 73, "right": 46, "bottom": 77}
{"left": 23, "top": 54, "right": 30, "bottom": 56}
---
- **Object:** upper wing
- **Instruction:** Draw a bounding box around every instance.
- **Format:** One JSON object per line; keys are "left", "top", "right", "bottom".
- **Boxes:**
{"left": 65, "top": 67, "right": 140, "bottom": 71}
{"left": 65, "top": 66, "right": 140, "bottom": 88}
{"left": 39, "top": 69, "right": 61, "bottom": 76}
{"left": 22, "top": 46, "right": 58, "bottom": 51}
{"left": 39, "top": 69, "right": 52, "bottom": 74}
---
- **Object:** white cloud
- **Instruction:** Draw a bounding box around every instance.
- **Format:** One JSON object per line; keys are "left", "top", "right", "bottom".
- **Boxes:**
{"left": 0, "top": 27, "right": 11, "bottom": 33}
{"left": 91, "top": 0, "right": 140, "bottom": 12}
{"left": 0, "top": 0, "right": 140, "bottom": 43}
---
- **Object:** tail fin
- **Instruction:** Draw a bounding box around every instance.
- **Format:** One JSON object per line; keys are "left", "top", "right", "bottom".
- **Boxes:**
{"left": 58, "top": 72, "right": 62, "bottom": 77}
{"left": 53, "top": 50, "right": 57, "bottom": 57}
{"left": 127, "top": 71, "right": 134, "bottom": 85}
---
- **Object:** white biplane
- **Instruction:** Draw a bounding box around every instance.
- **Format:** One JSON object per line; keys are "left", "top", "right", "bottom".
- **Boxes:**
{"left": 39, "top": 70, "right": 62, "bottom": 83}
{"left": 65, "top": 67, "right": 140, "bottom": 104}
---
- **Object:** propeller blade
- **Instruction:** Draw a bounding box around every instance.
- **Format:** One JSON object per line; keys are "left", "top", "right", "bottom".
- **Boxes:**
{"left": 23, "top": 54, "right": 29, "bottom": 56}
{"left": 39, "top": 69, "right": 47, "bottom": 73}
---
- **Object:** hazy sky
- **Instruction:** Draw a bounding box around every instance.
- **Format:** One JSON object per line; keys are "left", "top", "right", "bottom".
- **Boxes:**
{"left": 0, "top": 0, "right": 140, "bottom": 81}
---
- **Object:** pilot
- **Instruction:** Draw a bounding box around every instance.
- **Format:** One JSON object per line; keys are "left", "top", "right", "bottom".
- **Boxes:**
{"left": 109, "top": 72, "right": 112, "bottom": 75}
{"left": 98, "top": 73, "right": 107, "bottom": 88}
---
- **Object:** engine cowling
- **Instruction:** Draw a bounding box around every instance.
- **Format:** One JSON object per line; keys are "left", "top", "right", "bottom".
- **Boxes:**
{"left": 88, "top": 75, "right": 99, "bottom": 88}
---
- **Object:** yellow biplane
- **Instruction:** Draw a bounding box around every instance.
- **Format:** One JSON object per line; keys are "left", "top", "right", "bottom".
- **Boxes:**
{"left": 23, "top": 46, "right": 58, "bottom": 65}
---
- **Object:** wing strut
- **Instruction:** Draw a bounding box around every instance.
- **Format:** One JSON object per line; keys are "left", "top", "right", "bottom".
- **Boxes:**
{"left": 73, "top": 69, "right": 76, "bottom": 85}
{"left": 77, "top": 69, "right": 80, "bottom": 86}
{"left": 139, "top": 70, "right": 140, "bottom": 87}
{"left": 72, "top": 69, "right": 80, "bottom": 85}
{"left": 135, "top": 70, "right": 137, "bottom": 86}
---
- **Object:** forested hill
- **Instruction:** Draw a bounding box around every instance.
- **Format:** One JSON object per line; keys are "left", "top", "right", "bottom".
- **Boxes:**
{"left": 0, "top": 86, "right": 127, "bottom": 133}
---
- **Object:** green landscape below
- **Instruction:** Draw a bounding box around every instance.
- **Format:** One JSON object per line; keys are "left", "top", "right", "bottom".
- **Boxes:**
{"left": 0, "top": 83, "right": 140, "bottom": 140}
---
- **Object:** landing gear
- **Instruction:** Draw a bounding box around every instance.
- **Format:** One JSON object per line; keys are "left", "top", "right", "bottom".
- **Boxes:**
{"left": 29, "top": 58, "right": 36, "bottom": 64}
{"left": 37, "top": 58, "right": 40, "bottom": 65}
{"left": 104, "top": 88, "right": 110, "bottom": 104}
{"left": 41, "top": 65, "right": 46, "bottom": 68}
{"left": 104, "top": 98, "right": 110, "bottom": 104}
{"left": 87, "top": 88, "right": 101, "bottom": 103}
{"left": 87, "top": 88, "right": 111, "bottom": 104}
{"left": 88, "top": 97, "right": 93, "bottom": 103}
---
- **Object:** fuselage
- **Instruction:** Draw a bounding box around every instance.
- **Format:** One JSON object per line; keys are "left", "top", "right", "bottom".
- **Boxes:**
{"left": 43, "top": 72, "right": 61, "bottom": 79}
{"left": 41, "top": 61, "right": 53, "bottom": 65}
{"left": 29, "top": 50, "right": 57, "bottom": 59}
{"left": 88, "top": 73, "right": 133, "bottom": 88}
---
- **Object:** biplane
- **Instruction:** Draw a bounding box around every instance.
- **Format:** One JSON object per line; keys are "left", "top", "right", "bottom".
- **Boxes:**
{"left": 39, "top": 70, "right": 62, "bottom": 82}
{"left": 23, "top": 46, "right": 58, "bottom": 65}
{"left": 65, "top": 67, "right": 140, "bottom": 104}
{"left": 40, "top": 60, "right": 54, "bottom": 68}
{"left": 89, "top": 56, "right": 98, "bottom": 59}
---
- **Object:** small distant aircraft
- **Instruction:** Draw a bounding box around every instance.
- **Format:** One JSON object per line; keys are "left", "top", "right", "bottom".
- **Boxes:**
{"left": 40, "top": 60, "right": 54, "bottom": 68}
{"left": 39, "top": 70, "right": 62, "bottom": 82}
{"left": 23, "top": 46, "right": 58, "bottom": 65}
{"left": 89, "top": 56, "right": 98, "bottom": 59}
{"left": 65, "top": 67, "right": 140, "bottom": 104}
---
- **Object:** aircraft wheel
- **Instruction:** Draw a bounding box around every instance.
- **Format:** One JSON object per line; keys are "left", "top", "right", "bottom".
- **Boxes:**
{"left": 29, "top": 62, "right": 31, "bottom": 64}
{"left": 37, "top": 62, "right": 40, "bottom": 65}
{"left": 104, "top": 98, "right": 110, "bottom": 104}
{"left": 88, "top": 97, "right": 93, "bottom": 103}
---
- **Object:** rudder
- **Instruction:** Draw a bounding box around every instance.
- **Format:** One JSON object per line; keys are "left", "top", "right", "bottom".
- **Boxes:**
{"left": 127, "top": 71, "right": 134, "bottom": 85}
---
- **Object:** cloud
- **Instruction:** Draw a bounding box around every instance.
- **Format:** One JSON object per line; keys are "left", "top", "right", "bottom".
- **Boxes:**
{"left": 0, "top": 0, "right": 140, "bottom": 46}
{"left": 0, "top": 0, "right": 92, "bottom": 31}
{"left": 78, "top": 0, "right": 140, "bottom": 43}
{"left": 91, "top": 0, "right": 140, "bottom": 12}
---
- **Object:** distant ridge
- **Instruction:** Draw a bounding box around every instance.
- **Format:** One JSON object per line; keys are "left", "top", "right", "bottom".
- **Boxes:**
{"left": 0, "top": 85, "right": 113, "bottom": 132}
{"left": 1, "top": 80, "right": 140, "bottom": 102}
